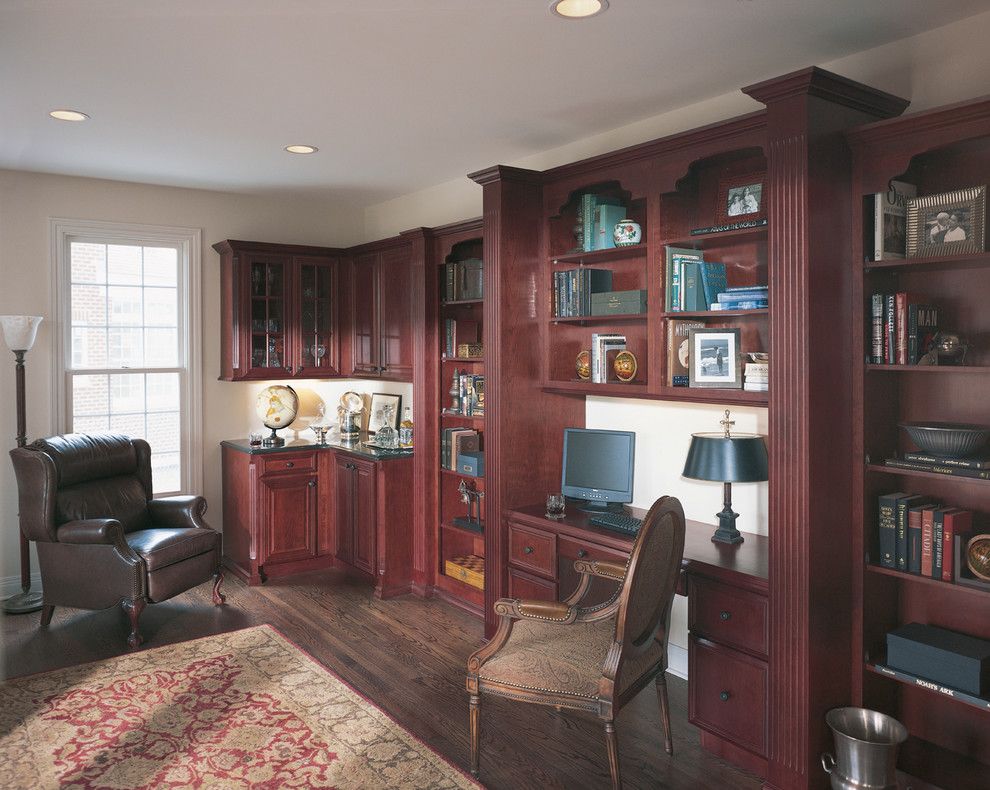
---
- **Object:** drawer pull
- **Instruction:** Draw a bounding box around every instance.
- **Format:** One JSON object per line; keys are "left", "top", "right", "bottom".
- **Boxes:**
{"left": 524, "top": 546, "right": 534, "bottom": 554}
{"left": 285, "top": 461, "right": 294, "bottom": 468}
{"left": 719, "top": 611, "right": 731, "bottom": 621}
{"left": 308, "top": 480, "right": 316, "bottom": 488}
{"left": 577, "top": 549, "right": 588, "bottom": 558}
{"left": 719, "top": 691, "right": 731, "bottom": 702}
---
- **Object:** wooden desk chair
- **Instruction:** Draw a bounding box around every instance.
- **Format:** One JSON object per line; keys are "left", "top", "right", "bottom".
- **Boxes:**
{"left": 466, "top": 496, "right": 686, "bottom": 789}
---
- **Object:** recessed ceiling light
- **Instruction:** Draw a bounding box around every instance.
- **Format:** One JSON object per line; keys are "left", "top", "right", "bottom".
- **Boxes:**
{"left": 49, "top": 109, "right": 89, "bottom": 122}
{"left": 551, "top": 0, "right": 608, "bottom": 19}
{"left": 285, "top": 144, "right": 318, "bottom": 154}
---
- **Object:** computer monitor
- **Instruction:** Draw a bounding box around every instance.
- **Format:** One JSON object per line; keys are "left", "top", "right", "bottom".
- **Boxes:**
{"left": 561, "top": 428, "right": 635, "bottom": 512}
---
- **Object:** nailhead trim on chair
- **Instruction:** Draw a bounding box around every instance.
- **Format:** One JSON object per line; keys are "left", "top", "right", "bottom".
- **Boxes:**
{"left": 478, "top": 677, "right": 601, "bottom": 705}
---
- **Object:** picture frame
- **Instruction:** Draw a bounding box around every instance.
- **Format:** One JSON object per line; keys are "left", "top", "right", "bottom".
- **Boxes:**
{"left": 906, "top": 185, "right": 986, "bottom": 258}
{"left": 688, "top": 328, "right": 742, "bottom": 389}
{"left": 368, "top": 393, "right": 401, "bottom": 434}
{"left": 715, "top": 172, "right": 767, "bottom": 225}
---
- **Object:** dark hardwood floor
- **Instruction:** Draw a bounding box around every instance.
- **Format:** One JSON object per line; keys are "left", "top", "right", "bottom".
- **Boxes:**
{"left": 2, "top": 569, "right": 761, "bottom": 789}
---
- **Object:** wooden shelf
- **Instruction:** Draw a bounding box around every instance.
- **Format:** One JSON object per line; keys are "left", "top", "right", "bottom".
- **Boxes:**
{"left": 895, "top": 735, "right": 990, "bottom": 790}
{"left": 441, "top": 298, "right": 483, "bottom": 307}
{"left": 866, "top": 662, "right": 990, "bottom": 713}
{"left": 440, "top": 411, "right": 484, "bottom": 426}
{"left": 865, "top": 463, "right": 990, "bottom": 485}
{"left": 540, "top": 381, "right": 769, "bottom": 406}
{"left": 441, "top": 519, "right": 485, "bottom": 536}
{"left": 661, "top": 308, "right": 768, "bottom": 319}
{"left": 664, "top": 224, "right": 767, "bottom": 247}
{"left": 865, "top": 364, "right": 990, "bottom": 375}
{"left": 550, "top": 313, "right": 647, "bottom": 324}
{"left": 551, "top": 244, "right": 647, "bottom": 265}
{"left": 862, "top": 251, "right": 990, "bottom": 272}
{"left": 657, "top": 386, "right": 769, "bottom": 405}
{"left": 543, "top": 380, "right": 647, "bottom": 397}
{"left": 439, "top": 467, "right": 484, "bottom": 481}
{"left": 865, "top": 564, "right": 990, "bottom": 599}
{"left": 441, "top": 356, "right": 484, "bottom": 365}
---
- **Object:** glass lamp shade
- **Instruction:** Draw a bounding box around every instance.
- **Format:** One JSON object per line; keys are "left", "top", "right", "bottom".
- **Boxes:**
{"left": 683, "top": 433, "right": 769, "bottom": 483}
{"left": 0, "top": 316, "right": 43, "bottom": 352}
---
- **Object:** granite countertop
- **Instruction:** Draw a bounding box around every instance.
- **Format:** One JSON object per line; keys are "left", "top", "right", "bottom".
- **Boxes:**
{"left": 221, "top": 434, "right": 413, "bottom": 461}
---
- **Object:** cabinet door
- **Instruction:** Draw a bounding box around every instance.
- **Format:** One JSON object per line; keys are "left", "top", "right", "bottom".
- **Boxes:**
{"left": 334, "top": 455, "right": 355, "bottom": 564}
{"left": 350, "top": 252, "right": 380, "bottom": 376}
{"left": 293, "top": 255, "right": 340, "bottom": 377}
{"left": 259, "top": 472, "right": 318, "bottom": 564}
{"left": 377, "top": 246, "right": 413, "bottom": 381}
{"left": 352, "top": 459, "right": 377, "bottom": 575}
{"left": 243, "top": 253, "right": 293, "bottom": 379}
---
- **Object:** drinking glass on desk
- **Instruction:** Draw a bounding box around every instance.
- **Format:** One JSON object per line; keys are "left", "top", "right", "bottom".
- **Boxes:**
{"left": 546, "top": 494, "right": 565, "bottom": 520}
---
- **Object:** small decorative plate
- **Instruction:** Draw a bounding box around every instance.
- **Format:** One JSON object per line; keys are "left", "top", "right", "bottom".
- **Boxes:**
{"left": 575, "top": 350, "right": 591, "bottom": 380}
{"left": 339, "top": 390, "right": 363, "bottom": 413}
{"left": 613, "top": 350, "right": 638, "bottom": 382}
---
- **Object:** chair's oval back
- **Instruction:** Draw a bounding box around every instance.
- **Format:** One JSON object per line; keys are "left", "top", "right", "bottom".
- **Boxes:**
{"left": 613, "top": 496, "right": 686, "bottom": 654}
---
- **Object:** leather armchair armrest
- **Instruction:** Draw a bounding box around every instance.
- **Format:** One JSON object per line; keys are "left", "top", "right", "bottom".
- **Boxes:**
{"left": 57, "top": 518, "right": 141, "bottom": 563}
{"left": 496, "top": 598, "right": 577, "bottom": 624}
{"left": 147, "top": 495, "right": 209, "bottom": 529}
{"left": 574, "top": 558, "right": 626, "bottom": 581}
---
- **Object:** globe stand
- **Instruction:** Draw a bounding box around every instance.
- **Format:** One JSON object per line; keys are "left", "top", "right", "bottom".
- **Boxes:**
{"left": 261, "top": 426, "right": 284, "bottom": 447}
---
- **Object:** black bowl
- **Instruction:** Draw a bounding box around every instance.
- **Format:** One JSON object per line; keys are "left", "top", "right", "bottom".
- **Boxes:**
{"left": 900, "top": 422, "right": 990, "bottom": 458}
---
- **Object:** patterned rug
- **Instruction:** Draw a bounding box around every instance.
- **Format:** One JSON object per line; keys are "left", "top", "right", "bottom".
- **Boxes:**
{"left": 0, "top": 624, "right": 480, "bottom": 789}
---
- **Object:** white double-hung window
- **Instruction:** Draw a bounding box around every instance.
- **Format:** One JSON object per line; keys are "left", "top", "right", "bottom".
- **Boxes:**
{"left": 53, "top": 219, "right": 202, "bottom": 495}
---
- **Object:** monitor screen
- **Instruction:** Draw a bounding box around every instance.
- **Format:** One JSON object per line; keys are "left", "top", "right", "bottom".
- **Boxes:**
{"left": 561, "top": 428, "right": 635, "bottom": 507}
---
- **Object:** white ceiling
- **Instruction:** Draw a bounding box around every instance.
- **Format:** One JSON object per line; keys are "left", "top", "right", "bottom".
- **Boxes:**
{"left": 1, "top": 0, "right": 988, "bottom": 205}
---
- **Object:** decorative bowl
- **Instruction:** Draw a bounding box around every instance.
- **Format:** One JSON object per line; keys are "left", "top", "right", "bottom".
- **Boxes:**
{"left": 967, "top": 535, "right": 990, "bottom": 581}
{"left": 613, "top": 350, "right": 638, "bottom": 383}
{"left": 899, "top": 422, "right": 990, "bottom": 458}
{"left": 575, "top": 350, "right": 591, "bottom": 380}
{"left": 613, "top": 219, "right": 642, "bottom": 247}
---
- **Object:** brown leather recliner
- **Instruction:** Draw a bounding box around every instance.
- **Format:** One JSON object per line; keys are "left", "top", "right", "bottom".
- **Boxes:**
{"left": 9, "top": 433, "right": 225, "bottom": 648}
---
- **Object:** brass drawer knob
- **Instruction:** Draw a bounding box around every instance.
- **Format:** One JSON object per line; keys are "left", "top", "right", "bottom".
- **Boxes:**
{"left": 285, "top": 461, "right": 294, "bottom": 468}
{"left": 719, "top": 691, "right": 731, "bottom": 702}
{"left": 577, "top": 549, "right": 588, "bottom": 558}
{"left": 523, "top": 546, "right": 534, "bottom": 554}
{"left": 720, "top": 611, "right": 731, "bottom": 621}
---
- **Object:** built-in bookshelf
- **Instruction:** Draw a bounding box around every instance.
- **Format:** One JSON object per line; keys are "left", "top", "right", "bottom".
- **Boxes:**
{"left": 433, "top": 224, "right": 486, "bottom": 615}
{"left": 847, "top": 96, "right": 990, "bottom": 788}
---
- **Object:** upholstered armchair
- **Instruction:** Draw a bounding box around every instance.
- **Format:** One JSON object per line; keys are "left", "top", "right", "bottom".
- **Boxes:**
{"left": 9, "top": 433, "right": 225, "bottom": 648}
{"left": 466, "top": 496, "right": 686, "bottom": 790}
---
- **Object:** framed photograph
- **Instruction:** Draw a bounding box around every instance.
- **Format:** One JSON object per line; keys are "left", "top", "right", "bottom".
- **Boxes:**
{"left": 368, "top": 393, "right": 401, "bottom": 434}
{"left": 688, "top": 328, "right": 742, "bottom": 389}
{"left": 906, "top": 185, "right": 986, "bottom": 257}
{"left": 715, "top": 172, "right": 767, "bottom": 225}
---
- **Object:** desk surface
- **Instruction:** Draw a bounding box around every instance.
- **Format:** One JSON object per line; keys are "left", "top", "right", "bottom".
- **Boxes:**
{"left": 508, "top": 503, "right": 769, "bottom": 595}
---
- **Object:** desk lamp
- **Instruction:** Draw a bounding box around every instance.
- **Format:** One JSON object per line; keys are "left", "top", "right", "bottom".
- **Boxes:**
{"left": 683, "top": 410, "right": 768, "bottom": 545}
{"left": 2, "top": 315, "right": 44, "bottom": 613}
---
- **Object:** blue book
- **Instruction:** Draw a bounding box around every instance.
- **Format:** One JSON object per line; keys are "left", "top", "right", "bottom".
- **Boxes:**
{"left": 698, "top": 262, "right": 727, "bottom": 308}
{"left": 594, "top": 204, "right": 628, "bottom": 250}
{"left": 681, "top": 263, "right": 706, "bottom": 311}
{"left": 725, "top": 284, "right": 768, "bottom": 293}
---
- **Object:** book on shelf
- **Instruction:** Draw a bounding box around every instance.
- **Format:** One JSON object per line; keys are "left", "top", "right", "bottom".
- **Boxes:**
{"left": 664, "top": 246, "right": 703, "bottom": 312}
{"left": 872, "top": 663, "right": 990, "bottom": 710}
{"left": 667, "top": 319, "right": 705, "bottom": 386}
{"left": 883, "top": 457, "right": 990, "bottom": 480}
{"left": 907, "top": 505, "right": 924, "bottom": 574}
{"left": 593, "top": 203, "right": 628, "bottom": 251}
{"left": 743, "top": 382, "right": 769, "bottom": 392}
{"left": 449, "top": 373, "right": 485, "bottom": 416}
{"left": 870, "top": 293, "right": 885, "bottom": 364}
{"left": 698, "top": 262, "right": 727, "bottom": 309}
{"left": 896, "top": 495, "right": 935, "bottom": 572}
{"left": 578, "top": 194, "right": 624, "bottom": 252}
{"left": 681, "top": 263, "right": 707, "bottom": 311}
{"left": 870, "top": 180, "right": 916, "bottom": 261}
{"left": 903, "top": 452, "right": 990, "bottom": 470}
{"left": 716, "top": 285, "right": 769, "bottom": 310}
{"left": 878, "top": 492, "right": 909, "bottom": 569}
{"left": 921, "top": 505, "right": 939, "bottom": 577}
{"left": 440, "top": 428, "right": 480, "bottom": 471}
{"left": 553, "top": 268, "right": 613, "bottom": 318}
{"left": 443, "top": 258, "right": 484, "bottom": 302}
{"left": 444, "top": 318, "right": 479, "bottom": 358}
{"left": 941, "top": 509, "right": 973, "bottom": 581}
{"left": 590, "top": 333, "right": 626, "bottom": 383}
{"left": 907, "top": 303, "right": 939, "bottom": 365}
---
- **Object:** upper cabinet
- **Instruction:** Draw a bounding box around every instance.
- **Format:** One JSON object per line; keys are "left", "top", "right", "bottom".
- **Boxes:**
{"left": 346, "top": 241, "right": 413, "bottom": 381}
{"left": 215, "top": 240, "right": 343, "bottom": 382}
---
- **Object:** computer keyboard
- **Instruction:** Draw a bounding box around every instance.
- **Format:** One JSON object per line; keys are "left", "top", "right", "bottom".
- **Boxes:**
{"left": 588, "top": 511, "right": 643, "bottom": 535}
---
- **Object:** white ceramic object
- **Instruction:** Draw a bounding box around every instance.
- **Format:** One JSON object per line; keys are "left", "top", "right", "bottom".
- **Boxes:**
{"left": 613, "top": 219, "right": 642, "bottom": 247}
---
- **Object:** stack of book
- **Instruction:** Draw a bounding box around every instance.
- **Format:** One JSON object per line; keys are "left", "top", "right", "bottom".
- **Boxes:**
{"left": 448, "top": 373, "right": 484, "bottom": 417}
{"left": 869, "top": 292, "right": 938, "bottom": 365}
{"left": 883, "top": 453, "right": 990, "bottom": 480}
{"left": 575, "top": 194, "right": 628, "bottom": 252}
{"left": 442, "top": 258, "right": 484, "bottom": 302}
{"left": 877, "top": 492, "right": 973, "bottom": 580}
{"left": 443, "top": 318, "right": 479, "bottom": 358}
{"left": 743, "top": 359, "right": 768, "bottom": 392}
{"left": 590, "top": 333, "right": 626, "bottom": 383}
{"left": 712, "top": 284, "right": 768, "bottom": 311}
{"left": 552, "top": 268, "right": 613, "bottom": 317}
{"left": 664, "top": 247, "right": 728, "bottom": 312}
{"left": 440, "top": 428, "right": 480, "bottom": 471}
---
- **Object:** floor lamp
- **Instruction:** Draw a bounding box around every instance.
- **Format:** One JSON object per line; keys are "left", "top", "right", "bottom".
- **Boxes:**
{"left": 2, "top": 315, "right": 44, "bottom": 614}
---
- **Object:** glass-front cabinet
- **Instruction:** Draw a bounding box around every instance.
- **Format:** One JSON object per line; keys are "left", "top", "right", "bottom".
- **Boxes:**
{"left": 215, "top": 240, "right": 341, "bottom": 381}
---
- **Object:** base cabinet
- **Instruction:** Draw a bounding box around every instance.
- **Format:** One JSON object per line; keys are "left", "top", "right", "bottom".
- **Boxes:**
{"left": 334, "top": 455, "right": 377, "bottom": 576}
{"left": 260, "top": 469, "right": 318, "bottom": 565}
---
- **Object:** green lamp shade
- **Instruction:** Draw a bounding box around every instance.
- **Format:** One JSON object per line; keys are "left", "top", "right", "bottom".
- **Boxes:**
{"left": 682, "top": 433, "right": 769, "bottom": 483}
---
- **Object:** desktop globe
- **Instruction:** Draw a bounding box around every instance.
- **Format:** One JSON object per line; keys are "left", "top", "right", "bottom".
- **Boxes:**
{"left": 968, "top": 535, "right": 990, "bottom": 581}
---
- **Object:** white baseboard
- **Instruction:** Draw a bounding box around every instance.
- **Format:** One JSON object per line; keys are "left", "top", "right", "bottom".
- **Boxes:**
{"left": 1, "top": 572, "right": 43, "bottom": 600}
{"left": 667, "top": 644, "right": 688, "bottom": 680}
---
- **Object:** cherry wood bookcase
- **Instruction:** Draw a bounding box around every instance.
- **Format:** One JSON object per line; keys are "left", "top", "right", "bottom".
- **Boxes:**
{"left": 846, "top": 97, "right": 990, "bottom": 790}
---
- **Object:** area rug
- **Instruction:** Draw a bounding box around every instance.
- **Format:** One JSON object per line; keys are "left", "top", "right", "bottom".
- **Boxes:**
{"left": 0, "top": 624, "right": 480, "bottom": 789}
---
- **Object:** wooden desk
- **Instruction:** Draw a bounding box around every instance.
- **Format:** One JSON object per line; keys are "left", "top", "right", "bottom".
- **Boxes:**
{"left": 506, "top": 503, "right": 769, "bottom": 778}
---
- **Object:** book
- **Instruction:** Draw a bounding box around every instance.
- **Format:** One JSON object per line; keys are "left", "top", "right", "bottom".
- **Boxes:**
{"left": 903, "top": 452, "right": 990, "bottom": 470}
{"left": 698, "top": 262, "right": 727, "bottom": 308}
{"left": 907, "top": 303, "right": 939, "bottom": 365}
{"left": 895, "top": 292, "right": 909, "bottom": 365}
{"left": 743, "top": 382, "right": 769, "bottom": 392}
{"left": 664, "top": 247, "right": 702, "bottom": 311}
{"left": 667, "top": 320, "right": 705, "bottom": 386}
{"left": 681, "top": 263, "right": 707, "bottom": 311}
{"left": 878, "top": 492, "right": 909, "bottom": 569}
{"left": 896, "top": 495, "right": 933, "bottom": 572}
{"left": 883, "top": 458, "right": 990, "bottom": 480}
{"left": 581, "top": 194, "right": 597, "bottom": 252}
{"left": 942, "top": 509, "right": 973, "bottom": 582}
{"left": 885, "top": 294, "right": 896, "bottom": 365}
{"left": 593, "top": 204, "right": 627, "bottom": 251}
{"left": 590, "top": 333, "right": 626, "bottom": 383}
{"left": 448, "top": 430, "right": 480, "bottom": 470}
{"left": 723, "top": 284, "right": 769, "bottom": 294}
{"left": 445, "top": 319, "right": 478, "bottom": 358}
{"left": 932, "top": 508, "right": 948, "bottom": 579}
{"left": 870, "top": 294, "right": 885, "bottom": 364}
{"left": 873, "top": 663, "right": 990, "bottom": 711}
{"left": 459, "top": 259, "right": 484, "bottom": 301}
{"left": 921, "top": 505, "right": 939, "bottom": 578}
{"left": 744, "top": 362, "right": 769, "bottom": 377}
{"left": 907, "top": 506, "right": 925, "bottom": 574}
{"left": 872, "top": 180, "right": 916, "bottom": 261}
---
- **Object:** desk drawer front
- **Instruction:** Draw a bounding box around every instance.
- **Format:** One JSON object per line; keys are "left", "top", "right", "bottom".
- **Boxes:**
{"left": 689, "top": 577, "right": 768, "bottom": 658}
{"left": 508, "top": 523, "right": 556, "bottom": 578}
{"left": 261, "top": 452, "right": 318, "bottom": 476}
{"left": 689, "top": 636, "right": 767, "bottom": 757}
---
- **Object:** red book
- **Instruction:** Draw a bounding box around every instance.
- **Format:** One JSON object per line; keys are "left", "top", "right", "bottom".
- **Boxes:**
{"left": 920, "top": 506, "right": 939, "bottom": 577}
{"left": 894, "top": 293, "right": 924, "bottom": 365}
{"left": 942, "top": 509, "right": 973, "bottom": 582}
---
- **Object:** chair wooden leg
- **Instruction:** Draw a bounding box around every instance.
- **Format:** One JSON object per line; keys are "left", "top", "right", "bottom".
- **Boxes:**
{"left": 604, "top": 721, "right": 621, "bottom": 790}
{"left": 40, "top": 605, "right": 55, "bottom": 626}
{"left": 656, "top": 672, "right": 674, "bottom": 755}
{"left": 212, "top": 570, "right": 226, "bottom": 605}
{"left": 122, "top": 597, "right": 146, "bottom": 649}
{"left": 469, "top": 693, "right": 481, "bottom": 777}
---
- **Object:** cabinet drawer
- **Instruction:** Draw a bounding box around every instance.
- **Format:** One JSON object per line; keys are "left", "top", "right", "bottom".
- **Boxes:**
{"left": 508, "top": 567, "right": 558, "bottom": 602}
{"left": 689, "top": 577, "right": 768, "bottom": 659}
{"left": 558, "top": 536, "right": 628, "bottom": 606}
{"left": 508, "top": 523, "right": 556, "bottom": 578}
{"left": 689, "top": 636, "right": 767, "bottom": 757}
{"left": 261, "top": 452, "right": 318, "bottom": 476}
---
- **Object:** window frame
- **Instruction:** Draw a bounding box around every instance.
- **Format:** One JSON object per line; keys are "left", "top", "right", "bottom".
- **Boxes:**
{"left": 51, "top": 218, "right": 203, "bottom": 495}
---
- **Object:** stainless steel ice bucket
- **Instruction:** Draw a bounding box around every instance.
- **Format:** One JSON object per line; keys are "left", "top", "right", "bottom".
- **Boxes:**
{"left": 821, "top": 707, "right": 907, "bottom": 790}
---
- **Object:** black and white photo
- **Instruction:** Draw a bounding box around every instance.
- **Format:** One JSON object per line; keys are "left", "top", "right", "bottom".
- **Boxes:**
{"left": 716, "top": 172, "right": 767, "bottom": 225}
{"left": 368, "top": 392, "right": 401, "bottom": 434}
{"left": 688, "top": 328, "right": 741, "bottom": 389}
{"left": 907, "top": 185, "right": 986, "bottom": 257}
